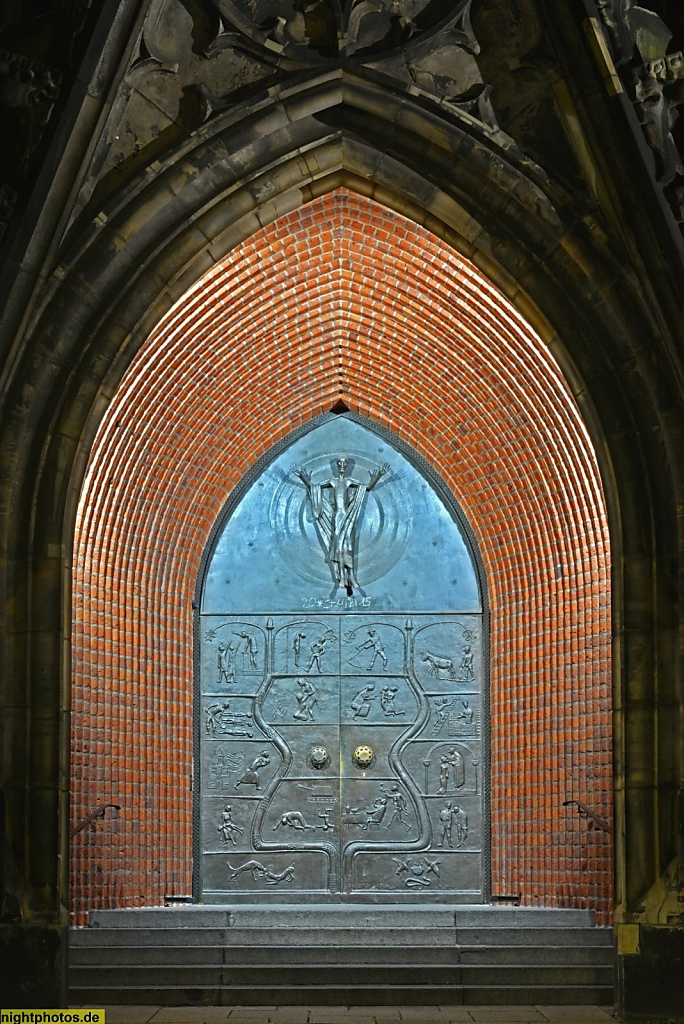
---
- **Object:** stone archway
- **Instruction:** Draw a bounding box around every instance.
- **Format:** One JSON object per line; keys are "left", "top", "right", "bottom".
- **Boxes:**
{"left": 1, "top": 68, "right": 680, "bottom": 1007}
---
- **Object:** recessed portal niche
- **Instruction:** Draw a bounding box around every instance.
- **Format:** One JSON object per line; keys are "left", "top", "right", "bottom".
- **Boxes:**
{"left": 71, "top": 190, "right": 612, "bottom": 924}
{"left": 196, "top": 415, "right": 487, "bottom": 903}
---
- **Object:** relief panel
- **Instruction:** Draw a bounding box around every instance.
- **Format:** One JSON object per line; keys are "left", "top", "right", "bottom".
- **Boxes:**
{"left": 198, "top": 416, "right": 486, "bottom": 902}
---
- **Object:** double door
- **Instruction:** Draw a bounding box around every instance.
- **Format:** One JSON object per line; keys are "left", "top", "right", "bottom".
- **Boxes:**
{"left": 199, "top": 611, "right": 483, "bottom": 901}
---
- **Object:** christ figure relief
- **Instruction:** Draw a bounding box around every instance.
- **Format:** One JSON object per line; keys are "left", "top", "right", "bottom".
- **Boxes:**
{"left": 291, "top": 455, "right": 389, "bottom": 593}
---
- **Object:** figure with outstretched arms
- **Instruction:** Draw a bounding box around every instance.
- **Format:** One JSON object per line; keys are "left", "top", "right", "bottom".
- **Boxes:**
{"left": 291, "top": 455, "right": 389, "bottom": 593}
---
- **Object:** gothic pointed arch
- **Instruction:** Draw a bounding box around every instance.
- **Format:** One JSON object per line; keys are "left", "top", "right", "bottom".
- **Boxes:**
{"left": 69, "top": 188, "right": 612, "bottom": 923}
{"left": 0, "top": 36, "right": 681, "bottom": 1007}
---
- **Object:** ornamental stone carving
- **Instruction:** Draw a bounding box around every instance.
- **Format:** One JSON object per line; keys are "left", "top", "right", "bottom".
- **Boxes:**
{"left": 84, "top": 0, "right": 501, "bottom": 201}
{"left": 595, "top": 1, "right": 684, "bottom": 201}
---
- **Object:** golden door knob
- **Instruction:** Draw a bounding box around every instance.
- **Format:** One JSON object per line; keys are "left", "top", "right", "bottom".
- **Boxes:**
{"left": 352, "top": 744, "right": 374, "bottom": 769}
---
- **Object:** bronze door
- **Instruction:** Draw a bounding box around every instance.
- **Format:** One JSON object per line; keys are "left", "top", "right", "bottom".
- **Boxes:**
{"left": 197, "top": 416, "right": 485, "bottom": 902}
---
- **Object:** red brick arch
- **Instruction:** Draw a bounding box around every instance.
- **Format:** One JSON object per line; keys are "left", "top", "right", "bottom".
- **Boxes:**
{"left": 70, "top": 189, "right": 612, "bottom": 922}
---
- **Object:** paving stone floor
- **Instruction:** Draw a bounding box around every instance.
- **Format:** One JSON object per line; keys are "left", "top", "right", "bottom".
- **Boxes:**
{"left": 78, "top": 1006, "right": 618, "bottom": 1024}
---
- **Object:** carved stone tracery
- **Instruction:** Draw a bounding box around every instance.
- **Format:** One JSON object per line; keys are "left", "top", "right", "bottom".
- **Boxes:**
{"left": 83, "top": 0, "right": 501, "bottom": 205}
{"left": 596, "top": 1, "right": 684, "bottom": 212}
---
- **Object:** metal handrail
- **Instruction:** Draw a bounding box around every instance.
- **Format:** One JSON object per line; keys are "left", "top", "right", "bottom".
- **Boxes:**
{"left": 563, "top": 799, "right": 613, "bottom": 834}
{"left": 71, "top": 803, "right": 120, "bottom": 837}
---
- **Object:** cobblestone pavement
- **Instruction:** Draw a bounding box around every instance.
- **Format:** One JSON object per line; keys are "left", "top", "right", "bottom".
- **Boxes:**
{"left": 79, "top": 1005, "right": 618, "bottom": 1024}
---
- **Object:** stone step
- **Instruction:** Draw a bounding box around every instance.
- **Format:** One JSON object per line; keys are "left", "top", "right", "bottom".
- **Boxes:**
{"left": 70, "top": 963, "right": 615, "bottom": 988}
{"left": 452, "top": 908, "right": 597, "bottom": 927}
{"left": 453, "top": 927, "right": 613, "bottom": 947}
{"left": 459, "top": 944, "right": 613, "bottom": 965}
{"left": 85, "top": 905, "right": 596, "bottom": 929}
{"left": 69, "top": 942, "right": 614, "bottom": 967}
{"left": 71, "top": 924, "right": 612, "bottom": 948}
{"left": 70, "top": 926, "right": 459, "bottom": 947}
{"left": 68, "top": 983, "right": 614, "bottom": 1007}
{"left": 70, "top": 905, "right": 614, "bottom": 1006}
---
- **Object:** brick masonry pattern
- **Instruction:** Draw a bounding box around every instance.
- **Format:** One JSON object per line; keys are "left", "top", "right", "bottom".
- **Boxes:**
{"left": 70, "top": 190, "right": 612, "bottom": 923}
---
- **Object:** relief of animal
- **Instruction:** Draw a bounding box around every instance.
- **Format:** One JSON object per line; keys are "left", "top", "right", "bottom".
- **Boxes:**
{"left": 421, "top": 650, "right": 456, "bottom": 679}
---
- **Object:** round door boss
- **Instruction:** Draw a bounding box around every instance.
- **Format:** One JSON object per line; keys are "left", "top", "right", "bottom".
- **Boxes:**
{"left": 352, "top": 744, "right": 374, "bottom": 769}
{"left": 309, "top": 745, "right": 331, "bottom": 770}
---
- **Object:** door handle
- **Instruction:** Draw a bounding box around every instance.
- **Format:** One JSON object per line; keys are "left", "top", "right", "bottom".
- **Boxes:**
{"left": 309, "top": 744, "right": 331, "bottom": 770}
{"left": 352, "top": 744, "right": 375, "bottom": 769}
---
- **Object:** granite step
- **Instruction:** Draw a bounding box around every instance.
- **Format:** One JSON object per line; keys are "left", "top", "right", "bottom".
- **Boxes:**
{"left": 69, "top": 942, "right": 613, "bottom": 967}
{"left": 452, "top": 928, "right": 613, "bottom": 947}
{"left": 71, "top": 924, "right": 612, "bottom": 948}
{"left": 71, "top": 925, "right": 460, "bottom": 947}
{"left": 85, "top": 905, "right": 595, "bottom": 929}
{"left": 69, "top": 905, "right": 614, "bottom": 1006}
{"left": 69, "top": 963, "right": 614, "bottom": 988}
{"left": 68, "top": 983, "right": 614, "bottom": 1007}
